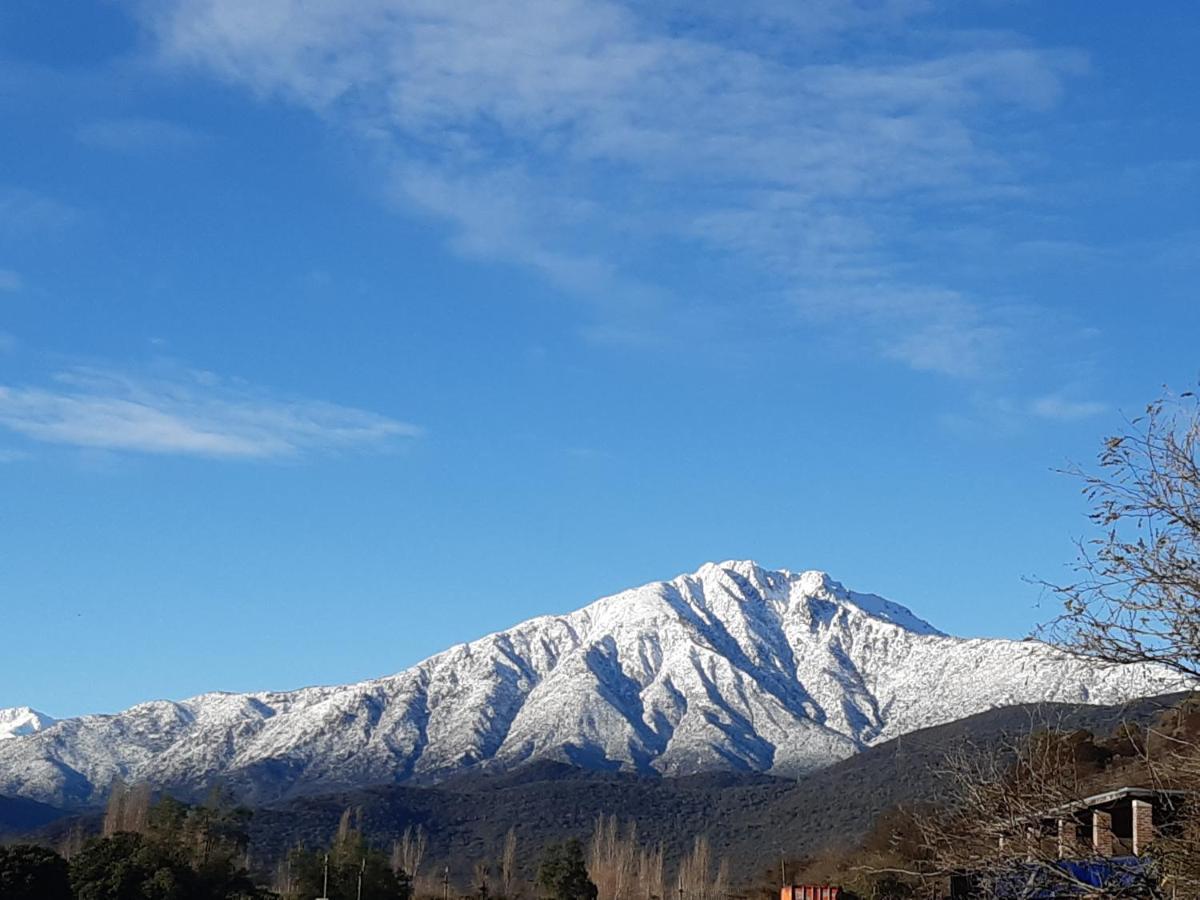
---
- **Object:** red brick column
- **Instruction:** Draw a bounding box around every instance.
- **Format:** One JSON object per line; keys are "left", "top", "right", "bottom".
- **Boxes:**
{"left": 1092, "top": 810, "right": 1113, "bottom": 857}
{"left": 1131, "top": 800, "right": 1154, "bottom": 854}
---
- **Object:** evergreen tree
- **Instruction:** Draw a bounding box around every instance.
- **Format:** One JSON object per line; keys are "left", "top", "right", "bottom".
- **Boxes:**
{"left": 70, "top": 793, "right": 268, "bottom": 900}
{"left": 0, "top": 843, "right": 72, "bottom": 900}
{"left": 284, "top": 807, "right": 410, "bottom": 900}
{"left": 537, "top": 840, "right": 597, "bottom": 900}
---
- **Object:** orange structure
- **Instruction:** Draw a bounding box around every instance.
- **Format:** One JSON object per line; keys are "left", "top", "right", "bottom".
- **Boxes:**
{"left": 781, "top": 886, "right": 841, "bottom": 900}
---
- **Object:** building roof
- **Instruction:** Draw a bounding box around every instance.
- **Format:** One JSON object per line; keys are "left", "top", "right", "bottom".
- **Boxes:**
{"left": 1045, "top": 786, "right": 1188, "bottom": 817}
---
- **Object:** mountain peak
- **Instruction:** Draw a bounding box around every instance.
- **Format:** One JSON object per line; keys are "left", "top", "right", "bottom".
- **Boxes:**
{"left": 0, "top": 707, "right": 56, "bottom": 741}
{"left": 688, "top": 560, "right": 942, "bottom": 637}
{"left": 0, "top": 562, "right": 1185, "bottom": 807}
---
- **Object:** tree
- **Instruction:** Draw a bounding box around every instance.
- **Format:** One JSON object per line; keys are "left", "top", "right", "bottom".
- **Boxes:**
{"left": 897, "top": 390, "right": 1200, "bottom": 899}
{"left": 475, "top": 859, "right": 492, "bottom": 900}
{"left": 70, "top": 831, "right": 195, "bottom": 900}
{"left": 676, "top": 836, "right": 727, "bottom": 900}
{"left": 501, "top": 827, "right": 518, "bottom": 900}
{"left": 392, "top": 825, "right": 428, "bottom": 886}
{"left": 103, "top": 780, "right": 154, "bottom": 838}
{"left": 584, "top": 816, "right": 663, "bottom": 900}
{"left": 0, "top": 843, "right": 72, "bottom": 900}
{"left": 71, "top": 793, "right": 267, "bottom": 900}
{"left": 1042, "top": 389, "right": 1200, "bottom": 679}
{"left": 285, "top": 807, "right": 410, "bottom": 900}
{"left": 537, "top": 840, "right": 597, "bottom": 900}
{"left": 1040, "top": 388, "right": 1200, "bottom": 894}
{"left": 587, "top": 816, "right": 636, "bottom": 900}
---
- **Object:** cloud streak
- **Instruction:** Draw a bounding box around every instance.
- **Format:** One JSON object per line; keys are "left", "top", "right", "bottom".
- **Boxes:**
{"left": 0, "top": 366, "right": 421, "bottom": 460}
{"left": 75, "top": 116, "right": 209, "bottom": 153}
{"left": 137, "top": 0, "right": 1088, "bottom": 378}
{"left": 1029, "top": 393, "right": 1108, "bottom": 422}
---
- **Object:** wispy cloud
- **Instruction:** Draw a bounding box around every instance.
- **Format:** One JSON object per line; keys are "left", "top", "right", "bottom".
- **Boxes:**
{"left": 0, "top": 187, "right": 78, "bottom": 237}
{"left": 940, "top": 390, "right": 1109, "bottom": 437}
{"left": 1029, "top": 393, "right": 1107, "bottom": 422}
{"left": 0, "top": 365, "right": 421, "bottom": 460}
{"left": 137, "top": 0, "right": 1088, "bottom": 378}
{"left": 76, "top": 116, "right": 209, "bottom": 153}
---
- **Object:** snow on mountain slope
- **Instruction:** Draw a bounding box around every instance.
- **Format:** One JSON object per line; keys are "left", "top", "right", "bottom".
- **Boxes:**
{"left": 0, "top": 708, "right": 56, "bottom": 741}
{"left": 0, "top": 561, "right": 1186, "bottom": 807}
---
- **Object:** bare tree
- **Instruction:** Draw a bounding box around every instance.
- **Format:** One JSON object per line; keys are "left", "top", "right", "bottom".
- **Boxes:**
{"left": 585, "top": 815, "right": 667, "bottom": 900}
{"left": 589, "top": 815, "right": 638, "bottom": 900}
{"left": 636, "top": 841, "right": 664, "bottom": 900}
{"left": 1041, "top": 390, "right": 1200, "bottom": 679}
{"left": 101, "top": 778, "right": 126, "bottom": 837}
{"left": 866, "top": 391, "right": 1200, "bottom": 899}
{"left": 677, "top": 836, "right": 728, "bottom": 900}
{"left": 102, "top": 779, "right": 153, "bottom": 836}
{"left": 475, "top": 859, "right": 492, "bottom": 900}
{"left": 901, "top": 724, "right": 1200, "bottom": 899}
{"left": 501, "top": 826, "right": 519, "bottom": 899}
{"left": 393, "top": 824, "right": 429, "bottom": 882}
{"left": 1032, "top": 388, "right": 1200, "bottom": 894}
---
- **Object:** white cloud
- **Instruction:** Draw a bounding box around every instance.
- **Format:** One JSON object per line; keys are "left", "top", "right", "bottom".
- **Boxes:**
{"left": 1029, "top": 393, "right": 1107, "bottom": 422}
{"left": 136, "top": 0, "right": 1087, "bottom": 377}
{"left": 0, "top": 365, "right": 421, "bottom": 460}
{"left": 76, "top": 117, "right": 208, "bottom": 153}
{"left": 0, "top": 187, "right": 78, "bottom": 236}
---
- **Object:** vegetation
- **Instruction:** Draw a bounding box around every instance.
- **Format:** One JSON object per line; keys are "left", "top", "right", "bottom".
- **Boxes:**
{"left": 278, "top": 807, "right": 411, "bottom": 900}
{"left": 0, "top": 842, "right": 72, "bottom": 900}
{"left": 536, "top": 839, "right": 597, "bottom": 900}
{"left": 871, "top": 388, "right": 1200, "bottom": 898}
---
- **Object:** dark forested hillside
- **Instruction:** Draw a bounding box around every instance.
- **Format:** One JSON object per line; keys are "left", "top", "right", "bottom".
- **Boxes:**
{"left": 0, "top": 793, "right": 70, "bottom": 837}
{"left": 244, "top": 693, "right": 1186, "bottom": 884}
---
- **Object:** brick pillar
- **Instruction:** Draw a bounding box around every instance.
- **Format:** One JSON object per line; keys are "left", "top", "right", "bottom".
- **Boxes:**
{"left": 1092, "top": 810, "right": 1113, "bottom": 857}
{"left": 1057, "top": 818, "right": 1081, "bottom": 858}
{"left": 1131, "top": 799, "right": 1154, "bottom": 854}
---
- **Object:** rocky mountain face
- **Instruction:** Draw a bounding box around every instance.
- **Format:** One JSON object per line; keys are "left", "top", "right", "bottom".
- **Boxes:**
{"left": 0, "top": 561, "right": 1185, "bottom": 807}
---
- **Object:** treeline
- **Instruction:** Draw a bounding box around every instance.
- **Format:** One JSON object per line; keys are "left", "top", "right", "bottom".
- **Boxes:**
{"left": 0, "top": 784, "right": 412, "bottom": 900}
{"left": 0, "top": 783, "right": 275, "bottom": 900}
{"left": 0, "top": 789, "right": 738, "bottom": 900}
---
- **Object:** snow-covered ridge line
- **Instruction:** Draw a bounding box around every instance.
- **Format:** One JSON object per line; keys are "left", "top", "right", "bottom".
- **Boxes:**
{"left": 0, "top": 560, "right": 1185, "bottom": 807}
{"left": 0, "top": 706, "right": 56, "bottom": 741}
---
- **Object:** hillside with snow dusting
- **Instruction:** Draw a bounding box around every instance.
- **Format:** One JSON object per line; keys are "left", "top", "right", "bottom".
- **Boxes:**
{"left": 0, "top": 561, "right": 1186, "bottom": 807}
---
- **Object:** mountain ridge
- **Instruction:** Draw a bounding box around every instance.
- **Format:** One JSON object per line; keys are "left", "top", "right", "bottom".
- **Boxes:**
{"left": 0, "top": 707, "right": 56, "bottom": 741}
{"left": 0, "top": 560, "right": 1186, "bottom": 807}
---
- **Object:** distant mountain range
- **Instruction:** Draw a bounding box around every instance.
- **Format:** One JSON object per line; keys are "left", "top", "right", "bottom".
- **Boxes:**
{"left": 0, "top": 560, "right": 1187, "bottom": 808}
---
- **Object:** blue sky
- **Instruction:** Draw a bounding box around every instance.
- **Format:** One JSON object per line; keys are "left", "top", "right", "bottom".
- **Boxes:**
{"left": 1, "top": 1, "right": 1197, "bottom": 718}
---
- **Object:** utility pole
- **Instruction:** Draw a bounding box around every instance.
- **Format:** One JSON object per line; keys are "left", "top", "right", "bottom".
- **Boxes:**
{"left": 444, "top": 864, "right": 451, "bottom": 900}
{"left": 316, "top": 853, "right": 329, "bottom": 900}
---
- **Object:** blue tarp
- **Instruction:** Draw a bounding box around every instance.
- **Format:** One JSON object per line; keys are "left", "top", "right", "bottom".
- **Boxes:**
{"left": 988, "top": 856, "right": 1154, "bottom": 899}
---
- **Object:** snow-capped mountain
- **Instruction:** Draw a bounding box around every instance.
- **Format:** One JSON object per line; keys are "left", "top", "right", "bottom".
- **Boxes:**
{"left": 0, "top": 561, "right": 1186, "bottom": 807}
{"left": 0, "top": 707, "right": 55, "bottom": 741}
